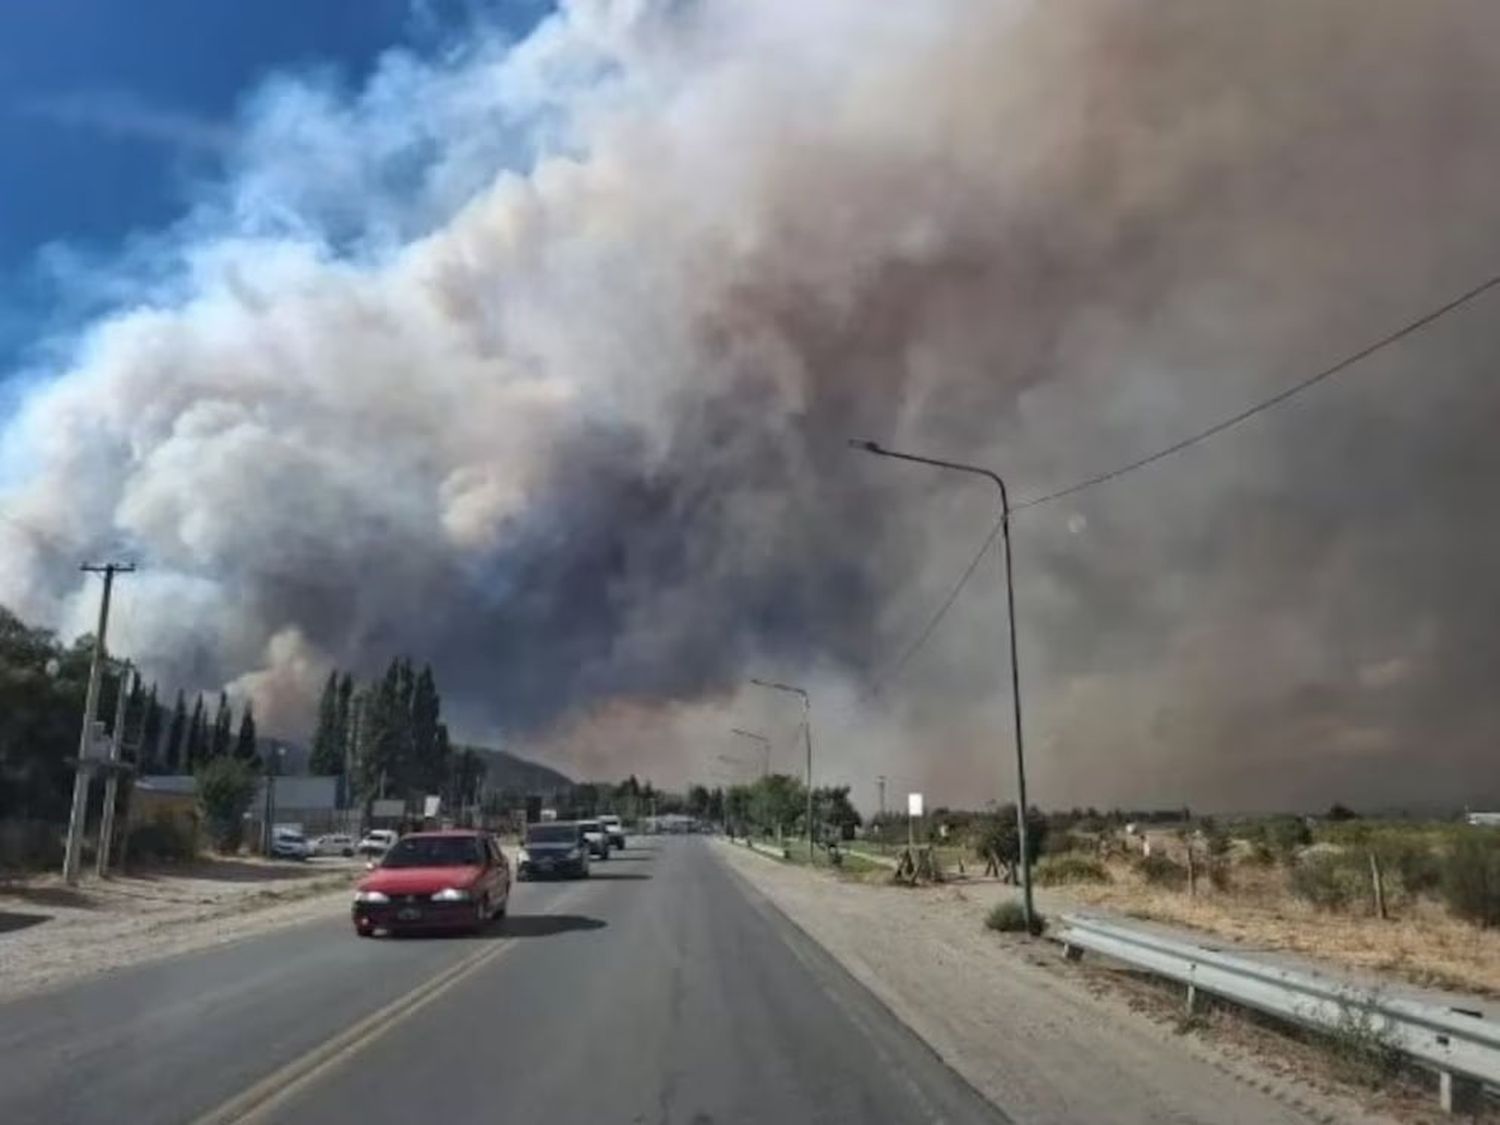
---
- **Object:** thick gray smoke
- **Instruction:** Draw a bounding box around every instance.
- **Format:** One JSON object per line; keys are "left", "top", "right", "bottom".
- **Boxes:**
{"left": 3, "top": 0, "right": 1499, "bottom": 811}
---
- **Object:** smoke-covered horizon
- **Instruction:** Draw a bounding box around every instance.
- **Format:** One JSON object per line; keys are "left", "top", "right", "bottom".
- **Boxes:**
{"left": 3, "top": 0, "right": 1500, "bottom": 813}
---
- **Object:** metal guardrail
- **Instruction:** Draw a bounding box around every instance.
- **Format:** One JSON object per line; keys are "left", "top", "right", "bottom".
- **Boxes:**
{"left": 1056, "top": 913, "right": 1498, "bottom": 1114}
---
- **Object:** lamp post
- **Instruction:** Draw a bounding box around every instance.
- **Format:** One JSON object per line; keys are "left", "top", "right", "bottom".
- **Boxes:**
{"left": 750, "top": 678, "right": 814, "bottom": 862}
{"left": 730, "top": 728, "right": 772, "bottom": 777}
{"left": 848, "top": 438, "right": 1035, "bottom": 934}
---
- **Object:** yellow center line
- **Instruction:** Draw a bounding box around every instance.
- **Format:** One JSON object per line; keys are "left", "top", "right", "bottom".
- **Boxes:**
{"left": 192, "top": 882, "right": 592, "bottom": 1125}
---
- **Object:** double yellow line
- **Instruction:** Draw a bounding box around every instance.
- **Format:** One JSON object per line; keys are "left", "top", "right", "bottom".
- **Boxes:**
{"left": 194, "top": 884, "right": 586, "bottom": 1124}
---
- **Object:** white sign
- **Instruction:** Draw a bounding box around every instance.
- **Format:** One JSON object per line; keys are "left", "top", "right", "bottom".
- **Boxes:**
{"left": 907, "top": 792, "right": 924, "bottom": 818}
{"left": 423, "top": 795, "right": 442, "bottom": 818}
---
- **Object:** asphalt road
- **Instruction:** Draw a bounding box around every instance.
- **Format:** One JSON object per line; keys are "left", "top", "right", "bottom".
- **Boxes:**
{"left": 0, "top": 837, "right": 1003, "bottom": 1125}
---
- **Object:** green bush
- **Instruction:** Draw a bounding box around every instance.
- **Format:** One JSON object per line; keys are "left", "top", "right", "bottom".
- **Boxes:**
{"left": 1260, "top": 816, "right": 1312, "bottom": 863}
{"left": 1289, "top": 850, "right": 1370, "bottom": 911}
{"left": 1034, "top": 853, "right": 1110, "bottom": 886}
{"left": 1317, "top": 996, "right": 1403, "bottom": 1087}
{"left": 125, "top": 816, "right": 197, "bottom": 862}
{"left": 195, "top": 757, "right": 259, "bottom": 852}
{"left": 1440, "top": 831, "right": 1500, "bottom": 927}
{"left": 1136, "top": 853, "right": 1187, "bottom": 890}
{"left": 1373, "top": 837, "right": 1442, "bottom": 900}
{"left": 985, "top": 900, "right": 1046, "bottom": 935}
{"left": 971, "top": 806, "right": 1048, "bottom": 867}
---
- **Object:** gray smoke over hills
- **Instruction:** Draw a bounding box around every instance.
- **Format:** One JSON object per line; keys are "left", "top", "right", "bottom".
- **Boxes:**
{"left": 3, "top": 0, "right": 1499, "bottom": 811}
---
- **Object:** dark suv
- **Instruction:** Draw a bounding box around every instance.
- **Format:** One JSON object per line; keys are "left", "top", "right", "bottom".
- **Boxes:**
{"left": 516, "top": 821, "right": 590, "bottom": 880}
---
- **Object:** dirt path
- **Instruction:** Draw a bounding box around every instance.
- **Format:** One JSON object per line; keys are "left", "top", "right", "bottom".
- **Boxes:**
{"left": 714, "top": 839, "right": 1395, "bottom": 1125}
{"left": 0, "top": 857, "right": 361, "bottom": 1003}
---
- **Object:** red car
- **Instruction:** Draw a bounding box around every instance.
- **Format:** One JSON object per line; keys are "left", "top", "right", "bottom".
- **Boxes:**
{"left": 352, "top": 830, "right": 511, "bottom": 937}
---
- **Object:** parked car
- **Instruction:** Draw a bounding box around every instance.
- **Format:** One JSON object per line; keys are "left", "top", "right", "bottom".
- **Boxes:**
{"left": 270, "top": 827, "right": 312, "bottom": 860}
{"left": 352, "top": 830, "right": 510, "bottom": 937}
{"left": 309, "top": 833, "right": 356, "bottom": 857}
{"left": 357, "top": 829, "right": 398, "bottom": 857}
{"left": 599, "top": 814, "right": 626, "bottom": 850}
{"left": 577, "top": 818, "right": 610, "bottom": 860}
{"left": 515, "top": 821, "right": 590, "bottom": 880}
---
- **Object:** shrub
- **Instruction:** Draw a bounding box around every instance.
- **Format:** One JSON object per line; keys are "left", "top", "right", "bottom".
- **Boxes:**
{"left": 1200, "top": 822, "right": 1233, "bottom": 860}
{"left": 1317, "top": 995, "right": 1403, "bottom": 1087}
{"left": 1440, "top": 831, "right": 1500, "bottom": 927}
{"left": 1034, "top": 853, "right": 1110, "bottom": 886}
{"left": 1372, "top": 837, "right": 1442, "bottom": 900}
{"left": 1289, "top": 850, "right": 1369, "bottom": 911}
{"left": 971, "top": 806, "right": 1048, "bottom": 867}
{"left": 1136, "top": 853, "right": 1187, "bottom": 890}
{"left": 1261, "top": 815, "right": 1312, "bottom": 863}
{"left": 1207, "top": 858, "right": 1233, "bottom": 892}
{"left": 125, "top": 816, "right": 196, "bottom": 862}
{"left": 195, "top": 757, "right": 259, "bottom": 852}
{"left": 1041, "top": 831, "right": 1086, "bottom": 856}
{"left": 0, "top": 819, "right": 64, "bottom": 870}
{"left": 986, "top": 900, "right": 1046, "bottom": 935}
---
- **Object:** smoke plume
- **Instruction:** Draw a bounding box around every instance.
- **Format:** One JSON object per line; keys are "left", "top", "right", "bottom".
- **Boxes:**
{"left": 3, "top": 0, "right": 1499, "bottom": 811}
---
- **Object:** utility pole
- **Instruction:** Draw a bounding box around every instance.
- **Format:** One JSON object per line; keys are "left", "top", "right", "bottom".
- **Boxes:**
{"left": 95, "top": 662, "right": 133, "bottom": 877}
{"left": 877, "top": 775, "right": 887, "bottom": 818}
{"left": 849, "top": 438, "right": 1035, "bottom": 934}
{"left": 63, "top": 561, "right": 134, "bottom": 884}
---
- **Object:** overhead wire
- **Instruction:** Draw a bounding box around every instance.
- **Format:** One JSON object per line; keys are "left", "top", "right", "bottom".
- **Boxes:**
{"left": 869, "top": 269, "right": 1500, "bottom": 693}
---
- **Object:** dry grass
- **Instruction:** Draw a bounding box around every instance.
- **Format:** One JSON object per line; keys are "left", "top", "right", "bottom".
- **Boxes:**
{"left": 1059, "top": 859, "right": 1500, "bottom": 997}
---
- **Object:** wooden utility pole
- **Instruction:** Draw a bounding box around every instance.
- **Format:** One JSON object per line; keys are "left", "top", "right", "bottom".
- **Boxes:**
{"left": 62, "top": 562, "right": 134, "bottom": 884}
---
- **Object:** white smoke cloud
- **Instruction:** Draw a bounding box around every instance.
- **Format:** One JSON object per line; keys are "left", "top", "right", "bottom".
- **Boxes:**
{"left": 3, "top": 0, "right": 1500, "bottom": 812}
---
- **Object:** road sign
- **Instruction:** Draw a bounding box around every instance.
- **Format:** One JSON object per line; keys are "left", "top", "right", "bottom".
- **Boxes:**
{"left": 907, "top": 793, "right": 923, "bottom": 818}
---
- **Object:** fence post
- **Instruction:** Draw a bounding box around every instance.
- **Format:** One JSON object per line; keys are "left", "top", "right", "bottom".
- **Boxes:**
{"left": 1368, "top": 850, "right": 1387, "bottom": 920}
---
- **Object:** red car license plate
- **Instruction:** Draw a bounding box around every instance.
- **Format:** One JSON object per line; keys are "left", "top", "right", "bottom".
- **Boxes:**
{"left": 397, "top": 907, "right": 422, "bottom": 921}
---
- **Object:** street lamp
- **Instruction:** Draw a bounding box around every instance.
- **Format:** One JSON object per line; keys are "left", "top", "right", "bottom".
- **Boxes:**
{"left": 730, "top": 728, "right": 772, "bottom": 777}
{"left": 750, "top": 678, "right": 815, "bottom": 862}
{"left": 848, "top": 438, "right": 1035, "bottom": 934}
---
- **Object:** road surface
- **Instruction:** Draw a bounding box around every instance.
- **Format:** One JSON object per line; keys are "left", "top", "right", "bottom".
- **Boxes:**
{"left": 0, "top": 837, "right": 1004, "bottom": 1124}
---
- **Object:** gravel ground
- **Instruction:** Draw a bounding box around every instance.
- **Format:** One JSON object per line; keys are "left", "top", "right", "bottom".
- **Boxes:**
{"left": 0, "top": 856, "right": 361, "bottom": 1003}
{"left": 714, "top": 838, "right": 1397, "bottom": 1125}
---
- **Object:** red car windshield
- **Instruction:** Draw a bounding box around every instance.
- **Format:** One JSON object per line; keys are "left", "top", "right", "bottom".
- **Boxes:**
{"left": 381, "top": 837, "right": 485, "bottom": 868}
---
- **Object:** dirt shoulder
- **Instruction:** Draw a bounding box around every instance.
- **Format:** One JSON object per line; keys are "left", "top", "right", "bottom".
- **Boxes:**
{"left": 714, "top": 838, "right": 1396, "bottom": 1125}
{"left": 0, "top": 856, "right": 361, "bottom": 1004}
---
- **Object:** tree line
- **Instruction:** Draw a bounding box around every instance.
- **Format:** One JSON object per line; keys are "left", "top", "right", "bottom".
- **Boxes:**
{"left": 0, "top": 605, "right": 260, "bottom": 822}
{"left": 306, "top": 659, "right": 485, "bottom": 818}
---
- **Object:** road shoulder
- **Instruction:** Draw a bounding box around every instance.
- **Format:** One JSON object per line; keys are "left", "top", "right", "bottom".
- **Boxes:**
{"left": 711, "top": 838, "right": 1392, "bottom": 1125}
{"left": 0, "top": 859, "right": 359, "bottom": 1004}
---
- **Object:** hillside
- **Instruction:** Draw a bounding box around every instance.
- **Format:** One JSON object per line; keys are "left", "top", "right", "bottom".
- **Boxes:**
{"left": 460, "top": 745, "right": 574, "bottom": 796}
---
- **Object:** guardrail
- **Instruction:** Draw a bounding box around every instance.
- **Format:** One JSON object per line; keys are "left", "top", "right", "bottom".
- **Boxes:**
{"left": 1055, "top": 913, "right": 1498, "bottom": 1114}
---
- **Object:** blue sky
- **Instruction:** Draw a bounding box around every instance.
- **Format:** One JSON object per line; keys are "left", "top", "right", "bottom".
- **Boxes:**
{"left": 0, "top": 0, "right": 547, "bottom": 369}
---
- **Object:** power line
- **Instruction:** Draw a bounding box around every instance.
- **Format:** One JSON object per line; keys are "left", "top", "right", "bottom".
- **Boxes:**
{"left": 871, "top": 269, "right": 1500, "bottom": 692}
